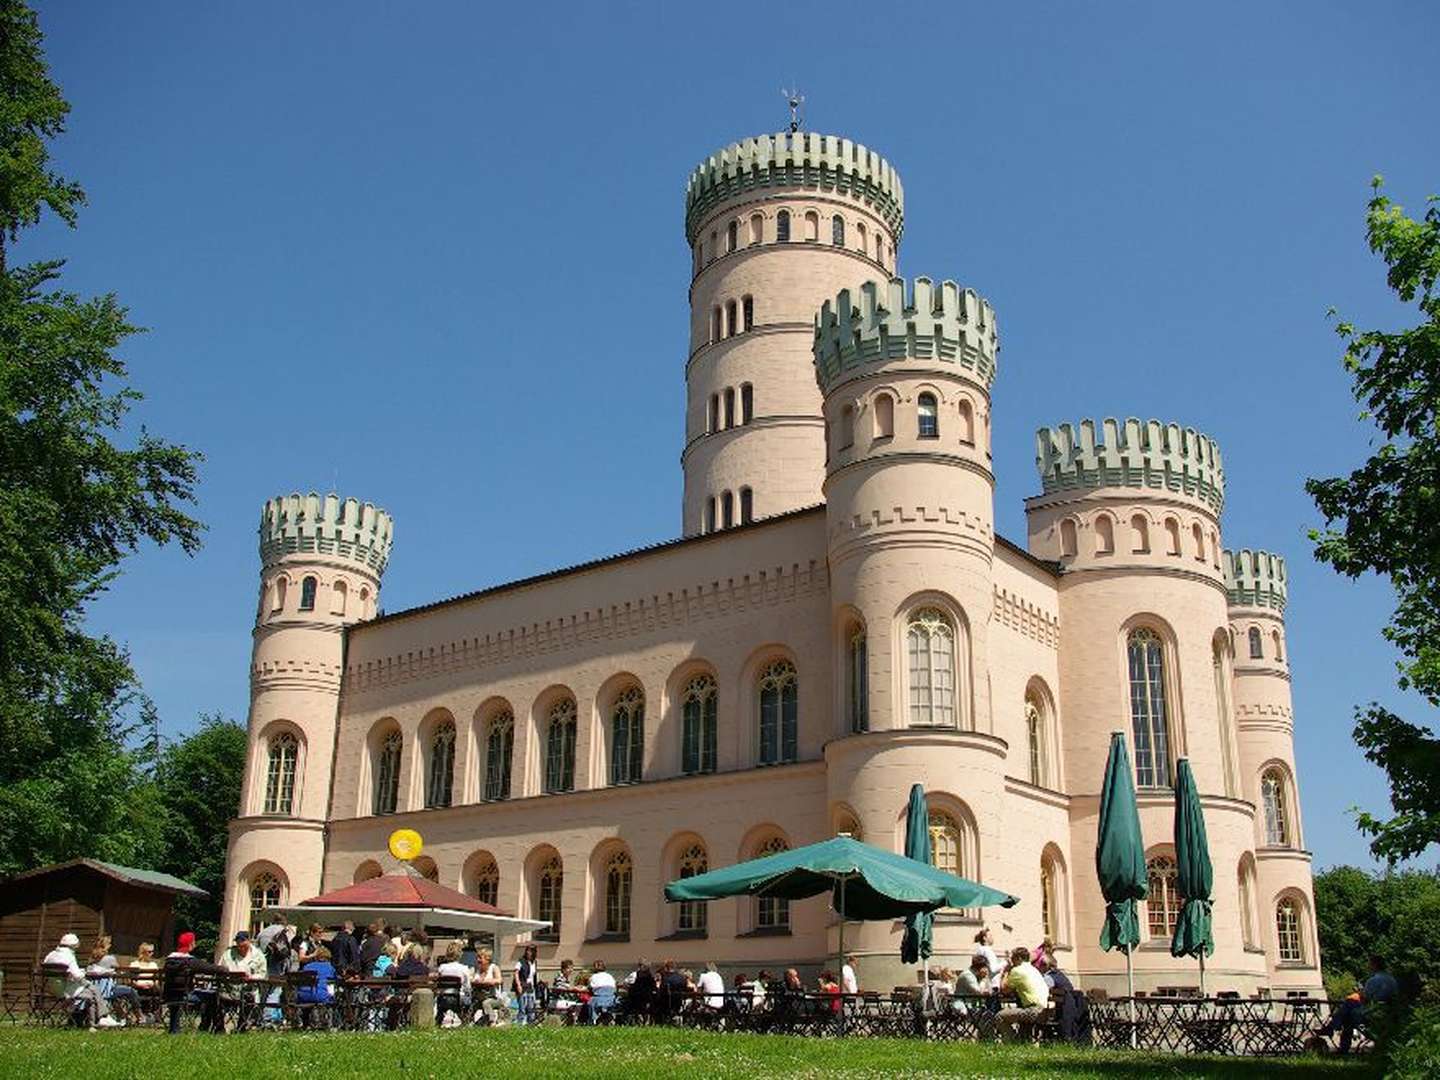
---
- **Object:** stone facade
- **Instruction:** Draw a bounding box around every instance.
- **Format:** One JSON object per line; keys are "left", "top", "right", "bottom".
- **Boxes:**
{"left": 220, "top": 130, "right": 1320, "bottom": 995}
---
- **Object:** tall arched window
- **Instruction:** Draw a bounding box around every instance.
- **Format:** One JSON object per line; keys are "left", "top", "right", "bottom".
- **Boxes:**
{"left": 1126, "top": 629, "right": 1173, "bottom": 787}
{"left": 681, "top": 675, "right": 718, "bottom": 775}
{"left": 1040, "top": 858, "right": 1059, "bottom": 942}
{"left": 739, "top": 487, "right": 753, "bottom": 525}
{"left": 537, "top": 855, "right": 563, "bottom": 939}
{"left": 484, "top": 711, "right": 514, "bottom": 801}
{"left": 1192, "top": 522, "right": 1206, "bottom": 561}
{"left": 272, "top": 576, "right": 287, "bottom": 612}
{"left": 676, "top": 844, "right": 708, "bottom": 932}
{"left": 1060, "top": 519, "right": 1078, "bottom": 557}
{"left": 874, "top": 232, "right": 883, "bottom": 261}
{"left": 846, "top": 625, "right": 868, "bottom": 733}
{"left": 758, "top": 660, "right": 798, "bottom": 765}
{"left": 264, "top": 732, "right": 298, "bottom": 815}
{"left": 545, "top": 699, "right": 577, "bottom": 793}
{"left": 1238, "top": 858, "right": 1257, "bottom": 949}
{"left": 473, "top": 858, "right": 499, "bottom": 907}
{"left": 831, "top": 214, "right": 845, "bottom": 245}
{"left": 604, "top": 850, "right": 633, "bottom": 935}
{"left": 742, "top": 296, "right": 754, "bottom": 332}
{"left": 248, "top": 872, "right": 282, "bottom": 935}
{"left": 908, "top": 608, "right": 956, "bottom": 728}
{"left": 425, "top": 719, "right": 456, "bottom": 808}
{"left": 331, "top": 579, "right": 348, "bottom": 615}
{"left": 749, "top": 212, "right": 763, "bottom": 245}
{"left": 609, "top": 686, "right": 644, "bottom": 786}
{"left": 874, "top": 393, "right": 894, "bottom": 439}
{"left": 1213, "top": 642, "right": 1240, "bottom": 798}
{"left": 1261, "top": 768, "right": 1290, "bottom": 846}
{"left": 299, "top": 575, "right": 318, "bottom": 612}
{"left": 725, "top": 300, "right": 737, "bottom": 339}
{"left": 1146, "top": 855, "right": 1181, "bottom": 938}
{"left": 1248, "top": 626, "right": 1263, "bottom": 659}
{"left": 1276, "top": 897, "right": 1304, "bottom": 963}
{"left": 1165, "top": 518, "right": 1182, "bottom": 555}
{"left": 1131, "top": 514, "right": 1150, "bottom": 553}
{"left": 928, "top": 811, "right": 964, "bottom": 876}
{"left": 707, "top": 393, "right": 719, "bottom": 433}
{"left": 726, "top": 220, "right": 737, "bottom": 253}
{"left": 373, "top": 730, "right": 402, "bottom": 815}
{"left": 958, "top": 398, "right": 975, "bottom": 444}
{"left": 856, "top": 220, "right": 867, "bottom": 251}
{"left": 1272, "top": 630, "right": 1284, "bottom": 661}
{"left": 1095, "top": 514, "right": 1115, "bottom": 555}
{"left": 776, "top": 209, "right": 790, "bottom": 242}
{"left": 723, "top": 386, "right": 736, "bottom": 427}
{"left": 704, "top": 497, "right": 716, "bottom": 534}
{"left": 740, "top": 382, "right": 753, "bottom": 423}
{"left": 755, "top": 836, "right": 790, "bottom": 928}
{"left": 1025, "top": 697, "right": 1044, "bottom": 787}
{"left": 839, "top": 404, "right": 855, "bottom": 448}
{"left": 917, "top": 392, "right": 939, "bottom": 438}
{"left": 721, "top": 490, "right": 734, "bottom": 529}
{"left": 804, "top": 210, "right": 819, "bottom": 241}
{"left": 358, "top": 586, "right": 370, "bottom": 618}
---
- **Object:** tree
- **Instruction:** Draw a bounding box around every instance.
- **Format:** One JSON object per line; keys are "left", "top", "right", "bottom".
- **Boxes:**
{"left": 153, "top": 715, "right": 246, "bottom": 956}
{"left": 0, "top": 0, "right": 202, "bottom": 875}
{"left": 1307, "top": 178, "right": 1440, "bottom": 864}
{"left": 1313, "top": 866, "right": 1440, "bottom": 1001}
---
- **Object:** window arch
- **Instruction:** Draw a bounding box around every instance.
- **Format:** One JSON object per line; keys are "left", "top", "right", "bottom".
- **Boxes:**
{"left": 263, "top": 731, "right": 299, "bottom": 815}
{"left": 473, "top": 857, "right": 499, "bottom": 907}
{"left": 299, "top": 575, "right": 318, "bottom": 612}
{"left": 958, "top": 398, "right": 975, "bottom": 445}
{"left": 425, "top": 717, "right": 456, "bottom": 809}
{"left": 804, "top": 210, "right": 819, "bottom": 241}
{"left": 247, "top": 871, "right": 283, "bottom": 935}
{"left": 740, "top": 382, "right": 753, "bottom": 423}
{"left": 839, "top": 404, "right": 855, "bottom": 449}
{"left": 1213, "top": 637, "right": 1241, "bottom": 798}
{"left": 603, "top": 849, "right": 633, "bottom": 936}
{"left": 1272, "top": 630, "right": 1284, "bottom": 662}
{"left": 1126, "top": 628, "right": 1173, "bottom": 787}
{"left": 831, "top": 214, "right": 845, "bottom": 245}
{"left": 359, "top": 586, "right": 370, "bottom": 618}
{"left": 776, "top": 209, "right": 790, "bottom": 242}
{"left": 721, "top": 490, "right": 734, "bottom": 529}
{"left": 1131, "top": 514, "right": 1150, "bottom": 554}
{"left": 1192, "top": 522, "right": 1206, "bottom": 561}
{"left": 1248, "top": 626, "right": 1263, "bottom": 659}
{"left": 874, "top": 392, "right": 894, "bottom": 439}
{"left": 704, "top": 497, "right": 716, "bottom": 534}
{"left": 1146, "top": 854, "right": 1181, "bottom": 938}
{"left": 855, "top": 220, "right": 867, "bottom": 251}
{"left": 682, "top": 674, "right": 718, "bottom": 775}
{"left": 739, "top": 487, "right": 753, "bottom": 525}
{"left": 1261, "top": 767, "right": 1291, "bottom": 846}
{"left": 1025, "top": 696, "right": 1045, "bottom": 787}
{"left": 929, "top": 810, "right": 966, "bottom": 876}
{"left": 742, "top": 295, "right": 754, "bottom": 332}
{"left": 1059, "top": 519, "right": 1078, "bottom": 557}
{"left": 1276, "top": 896, "right": 1305, "bottom": 963}
{"left": 754, "top": 835, "right": 790, "bottom": 929}
{"left": 545, "top": 698, "right": 577, "bottom": 793}
{"left": 908, "top": 608, "right": 956, "bottom": 728}
{"left": 484, "top": 710, "right": 514, "bottom": 801}
{"left": 749, "top": 212, "right": 763, "bottom": 245}
{"left": 535, "top": 854, "right": 563, "bottom": 940}
{"left": 1165, "top": 517, "right": 1182, "bottom": 556}
{"left": 1040, "top": 849, "right": 1067, "bottom": 944}
{"left": 372, "top": 728, "right": 402, "bottom": 815}
{"left": 874, "top": 231, "right": 883, "bottom": 262}
{"left": 710, "top": 306, "right": 721, "bottom": 343}
{"left": 757, "top": 659, "right": 798, "bottom": 765}
{"left": 331, "top": 579, "right": 348, "bottom": 615}
{"left": 676, "top": 843, "right": 708, "bottom": 932}
{"left": 725, "top": 300, "right": 737, "bottom": 339}
{"left": 726, "top": 219, "right": 737, "bottom": 253}
{"left": 917, "top": 392, "right": 939, "bottom": 438}
{"left": 707, "top": 393, "right": 719, "bottom": 433}
{"left": 1238, "top": 855, "right": 1258, "bottom": 949}
{"left": 271, "top": 576, "right": 288, "bottom": 612}
{"left": 846, "top": 623, "right": 868, "bottom": 733}
{"left": 1095, "top": 514, "right": 1116, "bottom": 555}
{"left": 609, "top": 685, "right": 644, "bottom": 786}
{"left": 724, "top": 386, "right": 736, "bottom": 427}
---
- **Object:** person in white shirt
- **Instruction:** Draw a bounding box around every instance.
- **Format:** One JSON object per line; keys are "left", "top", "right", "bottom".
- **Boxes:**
{"left": 841, "top": 953, "right": 859, "bottom": 996}
{"left": 472, "top": 948, "right": 509, "bottom": 1026}
{"left": 435, "top": 942, "right": 474, "bottom": 1026}
{"left": 584, "top": 958, "right": 618, "bottom": 1024}
{"left": 697, "top": 962, "right": 726, "bottom": 1010}
{"left": 42, "top": 932, "right": 115, "bottom": 1026}
{"left": 973, "top": 927, "right": 1003, "bottom": 990}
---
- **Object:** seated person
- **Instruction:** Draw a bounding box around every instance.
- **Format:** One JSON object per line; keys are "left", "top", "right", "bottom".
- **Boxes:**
{"left": 86, "top": 935, "right": 139, "bottom": 1020}
{"left": 550, "top": 958, "right": 583, "bottom": 1015}
{"left": 625, "top": 961, "right": 655, "bottom": 1019}
{"left": 473, "top": 948, "right": 510, "bottom": 1026}
{"left": 996, "top": 947, "right": 1049, "bottom": 1043}
{"left": 697, "top": 962, "right": 726, "bottom": 1012}
{"left": 44, "top": 932, "right": 115, "bottom": 1027}
{"left": 1318, "top": 955, "right": 1398, "bottom": 1055}
{"left": 373, "top": 941, "right": 398, "bottom": 978}
{"left": 586, "top": 959, "right": 618, "bottom": 1023}
{"left": 296, "top": 945, "right": 337, "bottom": 1022}
{"left": 162, "top": 932, "right": 226, "bottom": 1034}
{"left": 817, "top": 970, "right": 842, "bottom": 1015}
{"left": 220, "top": 931, "right": 269, "bottom": 1029}
{"left": 434, "top": 942, "right": 473, "bottom": 1026}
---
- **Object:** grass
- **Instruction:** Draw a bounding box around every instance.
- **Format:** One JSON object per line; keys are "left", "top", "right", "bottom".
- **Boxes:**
{"left": 0, "top": 1026, "right": 1381, "bottom": 1078}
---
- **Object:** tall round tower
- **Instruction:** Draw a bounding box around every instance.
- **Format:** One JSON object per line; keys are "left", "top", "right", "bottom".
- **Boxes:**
{"left": 1224, "top": 549, "right": 1319, "bottom": 991}
{"left": 682, "top": 131, "right": 904, "bottom": 535}
{"left": 219, "top": 492, "right": 393, "bottom": 943}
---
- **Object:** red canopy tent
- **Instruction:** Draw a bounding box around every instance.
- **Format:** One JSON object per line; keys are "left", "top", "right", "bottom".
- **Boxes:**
{"left": 275, "top": 872, "right": 548, "bottom": 941}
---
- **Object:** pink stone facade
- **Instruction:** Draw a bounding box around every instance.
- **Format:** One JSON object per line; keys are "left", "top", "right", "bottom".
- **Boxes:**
{"left": 220, "top": 132, "right": 1320, "bottom": 994}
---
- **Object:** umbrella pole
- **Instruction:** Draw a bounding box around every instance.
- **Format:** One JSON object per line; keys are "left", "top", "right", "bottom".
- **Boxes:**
{"left": 1126, "top": 944, "right": 1136, "bottom": 1049}
{"left": 1199, "top": 950, "right": 1206, "bottom": 998}
{"left": 837, "top": 875, "right": 846, "bottom": 1033}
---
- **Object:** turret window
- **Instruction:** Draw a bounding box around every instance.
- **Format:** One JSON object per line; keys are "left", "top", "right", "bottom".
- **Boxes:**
{"left": 1248, "top": 626, "right": 1263, "bottom": 659}
{"left": 1262, "top": 768, "right": 1291, "bottom": 846}
{"left": 1126, "top": 628, "right": 1173, "bottom": 787}
{"left": 299, "top": 575, "right": 318, "bottom": 612}
{"left": 726, "top": 220, "right": 737, "bottom": 253}
{"left": 776, "top": 210, "right": 790, "bottom": 242}
{"left": 958, "top": 398, "right": 975, "bottom": 445}
{"left": 330, "top": 579, "right": 347, "bottom": 615}
{"left": 264, "top": 732, "right": 298, "bottom": 815}
{"left": 739, "top": 486, "right": 753, "bottom": 524}
{"left": 758, "top": 660, "right": 798, "bottom": 765}
{"left": 710, "top": 307, "right": 721, "bottom": 343}
{"left": 1273, "top": 630, "right": 1284, "bottom": 661}
{"left": 707, "top": 393, "right": 719, "bottom": 433}
{"left": 749, "top": 213, "right": 763, "bottom": 245}
{"left": 740, "top": 382, "right": 754, "bottom": 423}
{"left": 721, "top": 490, "right": 734, "bottom": 528}
{"left": 724, "top": 387, "right": 735, "bottom": 428}
{"left": 1276, "top": 897, "right": 1304, "bottom": 963}
{"left": 704, "top": 497, "right": 716, "bottom": 534}
{"left": 908, "top": 608, "right": 956, "bottom": 728}
{"left": 681, "top": 675, "right": 718, "bottom": 775}
{"left": 917, "top": 393, "right": 939, "bottom": 439}
{"left": 856, "top": 221, "right": 867, "bottom": 252}
{"left": 742, "top": 295, "right": 754, "bottom": 331}
{"left": 804, "top": 210, "right": 819, "bottom": 241}
{"left": 846, "top": 625, "right": 868, "bottom": 733}
{"left": 1131, "top": 514, "right": 1150, "bottom": 554}
{"left": 831, "top": 214, "right": 845, "bottom": 246}
{"left": 725, "top": 300, "right": 737, "bottom": 338}
{"left": 874, "top": 393, "right": 894, "bottom": 439}
{"left": 839, "top": 405, "right": 855, "bottom": 449}
{"left": 1095, "top": 514, "right": 1116, "bottom": 555}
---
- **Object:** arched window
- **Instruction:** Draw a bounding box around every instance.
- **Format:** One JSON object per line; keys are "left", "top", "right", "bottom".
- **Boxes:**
{"left": 1095, "top": 515, "right": 1115, "bottom": 555}
{"left": 1040, "top": 858, "right": 1059, "bottom": 943}
{"left": 1165, "top": 518, "right": 1182, "bottom": 556}
{"left": 609, "top": 685, "right": 644, "bottom": 786}
{"left": 757, "top": 660, "right": 798, "bottom": 765}
{"left": 248, "top": 872, "right": 282, "bottom": 935}
{"left": 359, "top": 587, "right": 370, "bottom": 618}
{"left": 473, "top": 858, "right": 499, "bottom": 907}
{"left": 831, "top": 214, "right": 845, "bottom": 246}
{"left": 299, "top": 575, "right": 318, "bottom": 612}
{"left": 707, "top": 393, "right": 719, "bottom": 433}
{"left": 928, "top": 811, "right": 964, "bottom": 876}
{"left": 1213, "top": 641, "right": 1240, "bottom": 798}
{"left": 917, "top": 392, "right": 939, "bottom": 438}
{"left": 1248, "top": 626, "right": 1263, "bottom": 659}
{"left": 1261, "top": 768, "right": 1290, "bottom": 846}
{"left": 855, "top": 220, "right": 867, "bottom": 251}
{"left": 725, "top": 300, "right": 737, "bottom": 339}
{"left": 1127, "top": 629, "right": 1173, "bottom": 787}
{"left": 908, "top": 608, "right": 956, "bottom": 728}
{"left": 874, "top": 393, "right": 894, "bottom": 439}
{"left": 373, "top": 730, "right": 402, "bottom": 815}
{"left": 776, "top": 209, "right": 790, "bottom": 242}
{"left": 1131, "top": 514, "right": 1150, "bottom": 554}
{"left": 681, "top": 675, "right": 718, "bottom": 775}
{"left": 272, "top": 576, "right": 287, "bottom": 612}
{"left": 425, "top": 719, "right": 456, "bottom": 808}
{"left": 721, "top": 490, "right": 734, "bottom": 529}
{"left": 1272, "top": 630, "right": 1284, "bottom": 662}
{"left": 1276, "top": 897, "right": 1304, "bottom": 963}
{"left": 846, "top": 625, "right": 868, "bottom": 733}
{"left": 1025, "top": 697, "right": 1044, "bottom": 787}
{"left": 723, "top": 386, "right": 736, "bottom": 428}
{"left": 749, "top": 212, "right": 763, "bottom": 245}
{"left": 804, "top": 210, "right": 819, "bottom": 241}
{"left": 484, "top": 711, "right": 514, "bottom": 801}
{"left": 708, "top": 230, "right": 716, "bottom": 262}
{"left": 331, "top": 579, "right": 348, "bottom": 615}
{"left": 604, "top": 850, "right": 633, "bottom": 935}
{"left": 755, "top": 836, "right": 790, "bottom": 928}
{"left": 958, "top": 398, "right": 975, "bottom": 444}
{"left": 1146, "top": 855, "right": 1181, "bottom": 938}
{"left": 839, "top": 404, "right": 855, "bottom": 449}
{"left": 1238, "top": 859, "right": 1257, "bottom": 949}
{"left": 874, "top": 232, "right": 883, "bottom": 261}
{"left": 545, "top": 699, "right": 577, "bottom": 793}
{"left": 1059, "top": 519, "right": 1078, "bottom": 557}
{"left": 740, "top": 383, "right": 753, "bottom": 423}
{"left": 264, "top": 732, "right": 298, "bottom": 815}
{"left": 1192, "top": 522, "right": 1206, "bottom": 561}
{"left": 742, "top": 295, "right": 754, "bottom": 332}
{"left": 726, "top": 220, "right": 737, "bottom": 253}
{"left": 739, "top": 487, "right": 753, "bottom": 525}
{"left": 676, "top": 844, "right": 708, "bottom": 932}
{"left": 710, "top": 306, "right": 721, "bottom": 343}
{"left": 537, "top": 855, "right": 563, "bottom": 939}
{"left": 704, "top": 497, "right": 716, "bottom": 534}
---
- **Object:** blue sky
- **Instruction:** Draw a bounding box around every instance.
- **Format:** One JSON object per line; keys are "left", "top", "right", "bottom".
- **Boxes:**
{"left": 24, "top": 1, "right": 1439, "bottom": 871}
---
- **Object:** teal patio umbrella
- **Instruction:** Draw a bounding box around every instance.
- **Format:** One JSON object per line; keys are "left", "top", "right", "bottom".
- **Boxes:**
{"left": 1096, "top": 731, "right": 1147, "bottom": 1042}
{"left": 1170, "top": 757, "right": 1215, "bottom": 993}
{"left": 899, "top": 785, "right": 934, "bottom": 994}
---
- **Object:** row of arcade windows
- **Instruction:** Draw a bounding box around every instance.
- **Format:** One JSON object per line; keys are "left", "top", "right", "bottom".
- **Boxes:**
{"left": 703, "top": 487, "right": 754, "bottom": 532}
{"left": 706, "top": 384, "right": 754, "bottom": 432}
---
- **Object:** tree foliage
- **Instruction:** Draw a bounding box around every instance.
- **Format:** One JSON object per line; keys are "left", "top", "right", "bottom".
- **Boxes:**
{"left": 1307, "top": 178, "right": 1440, "bottom": 863}
{"left": 1313, "top": 865, "right": 1440, "bottom": 1002}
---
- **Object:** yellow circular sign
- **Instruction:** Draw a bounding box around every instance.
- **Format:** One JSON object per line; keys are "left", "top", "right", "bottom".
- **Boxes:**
{"left": 387, "top": 828, "right": 423, "bottom": 861}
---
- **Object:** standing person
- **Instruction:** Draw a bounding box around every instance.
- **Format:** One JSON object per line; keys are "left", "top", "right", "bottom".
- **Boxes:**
{"left": 162, "top": 931, "right": 226, "bottom": 1034}
{"left": 973, "top": 928, "right": 1002, "bottom": 989}
{"left": 358, "top": 920, "right": 386, "bottom": 974}
{"left": 697, "top": 962, "right": 726, "bottom": 1011}
{"left": 996, "top": 947, "right": 1048, "bottom": 1043}
{"left": 512, "top": 944, "right": 540, "bottom": 1025}
{"left": 43, "top": 932, "right": 115, "bottom": 1027}
{"left": 297, "top": 923, "right": 325, "bottom": 964}
{"left": 329, "top": 920, "right": 360, "bottom": 975}
{"left": 841, "top": 953, "right": 859, "bottom": 996}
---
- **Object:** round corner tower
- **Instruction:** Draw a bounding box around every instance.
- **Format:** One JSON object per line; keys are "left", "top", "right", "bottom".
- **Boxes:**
{"left": 219, "top": 492, "right": 394, "bottom": 943}
{"left": 681, "top": 131, "right": 904, "bottom": 535}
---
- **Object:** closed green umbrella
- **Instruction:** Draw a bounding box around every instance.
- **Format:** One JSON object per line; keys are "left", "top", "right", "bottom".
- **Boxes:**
{"left": 1096, "top": 731, "right": 1147, "bottom": 1041}
{"left": 1170, "top": 757, "right": 1214, "bottom": 993}
{"left": 900, "top": 785, "right": 934, "bottom": 994}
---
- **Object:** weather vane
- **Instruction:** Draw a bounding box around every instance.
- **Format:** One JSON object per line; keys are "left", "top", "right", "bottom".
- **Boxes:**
{"left": 781, "top": 86, "right": 805, "bottom": 133}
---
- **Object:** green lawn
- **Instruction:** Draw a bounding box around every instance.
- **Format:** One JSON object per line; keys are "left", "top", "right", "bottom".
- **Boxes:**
{"left": 0, "top": 1026, "right": 1379, "bottom": 1078}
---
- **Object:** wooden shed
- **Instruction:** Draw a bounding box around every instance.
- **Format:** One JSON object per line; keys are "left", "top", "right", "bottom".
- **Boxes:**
{"left": 0, "top": 859, "right": 205, "bottom": 1005}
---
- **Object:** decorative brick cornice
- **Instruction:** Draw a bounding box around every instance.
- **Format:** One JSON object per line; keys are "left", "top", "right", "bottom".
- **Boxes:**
{"left": 1224, "top": 548, "right": 1287, "bottom": 612}
{"left": 993, "top": 586, "right": 1060, "bottom": 650}
{"left": 260, "top": 492, "right": 393, "bottom": 576}
{"left": 1034, "top": 418, "right": 1225, "bottom": 513}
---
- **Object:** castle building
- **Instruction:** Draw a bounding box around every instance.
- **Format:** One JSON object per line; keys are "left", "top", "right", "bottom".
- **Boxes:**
{"left": 220, "top": 130, "right": 1319, "bottom": 993}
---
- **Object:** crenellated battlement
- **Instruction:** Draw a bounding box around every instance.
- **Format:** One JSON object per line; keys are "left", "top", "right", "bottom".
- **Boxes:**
{"left": 1224, "top": 548, "right": 1287, "bottom": 611}
{"left": 259, "top": 492, "right": 394, "bottom": 575}
{"left": 684, "top": 131, "right": 904, "bottom": 244}
{"left": 812, "top": 277, "right": 998, "bottom": 391}
{"left": 1033, "top": 418, "right": 1225, "bottom": 513}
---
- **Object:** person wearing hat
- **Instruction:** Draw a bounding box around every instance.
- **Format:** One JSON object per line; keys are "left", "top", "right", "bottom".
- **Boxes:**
{"left": 163, "top": 931, "right": 227, "bottom": 1034}
{"left": 42, "top": 932, "right": 118, "bottom": 1027}
{"left": 221, "top": 930, "right": 269, "bottom": 1031}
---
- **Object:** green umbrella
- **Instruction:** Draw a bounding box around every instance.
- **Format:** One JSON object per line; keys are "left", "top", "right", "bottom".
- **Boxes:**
{"left": 1170, "top": 757, "right": 1214, "bottom": 992}
{"left": 1096, "top": 730, "right": 1147, "bottom": 1039}
{"left": 900, "top": 784, "right": 933, "bottom": 968}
